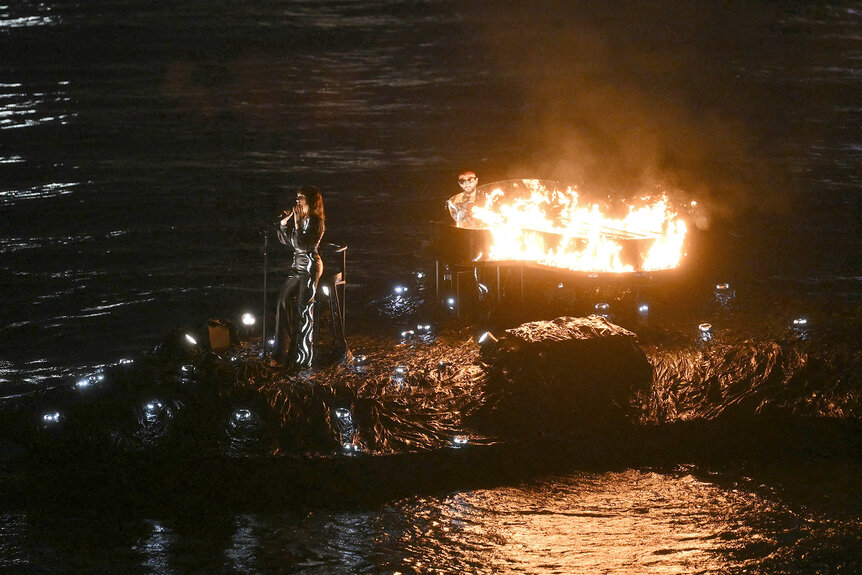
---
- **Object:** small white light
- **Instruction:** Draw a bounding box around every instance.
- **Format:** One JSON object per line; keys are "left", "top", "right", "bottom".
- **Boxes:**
{"left": 416, "top": 272, "right": 425, "bottom": 279}
{"left": 595, "top": 303, "right": 610, "bottom": 312}
{"left": 446, "top": 297, "right": 455, "bottom": 306}
{"left": 118, "top": 358, "right": 133, "bottom": 365}
{"left": 714, "top": 283, "right": 736, "bottom": 307}
{"left": 146, "top": 400, "right": 163, "bottom": 413}
{"left": 558, "top": 282, "right": 564, "bottom": 289}
{"left": 452, "top": 435, "right": 469, "bottom": 448}
{"left": 392, "top": 366, "right": 409, "bottom": 381}
{"left": 588, "top": 273, "right": 599, "bottom": 278}
{"left": 234, "top": 409, "right": 252, "bottom": 422}
{"left": 241, "top": 313, "right": 256, "bottom": 326}
{"left": 181, "top": 364, "right": 192, "bottom": 373}
{"left": 352, "top": 354, "right": 367, "bottom": 365}
{"left": 42, "top": 411, "right": 61, "bottom": 423}
{"left": 401, "top": 330, "right": 415, "bottom": 338}
{"left": 638, "top": 304, "right": 649, "bottom": 313}
{"left": 698, "top": 322, "right": 714, "bottom": 342}
{"left": 792, "top": 318, "right": 808, "bottom": 326}
{"left": 394, "top": 285, "right": 407, "bottom": 295}
{"left": 75, "top": 373, "right": 104, "bottom": 390}
{"left": 184, "top": 333, "right": 197, "bottom": 345}
{"left": 321, "top": 285, "right": 330, "bottom": 296}
{"left": 267, "top": 338, "right": 276, "bottom": 347}
{"left": 335, "top": 407, "right": 353, "bottom": 425}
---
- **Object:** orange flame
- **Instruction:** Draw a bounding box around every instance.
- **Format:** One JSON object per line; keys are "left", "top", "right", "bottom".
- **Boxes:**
{"left": 455, "top": 180, "right": 687, "bottom": 273}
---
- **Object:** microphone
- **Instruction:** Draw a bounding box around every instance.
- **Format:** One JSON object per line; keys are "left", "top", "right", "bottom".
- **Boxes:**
{"left": 275, "top": 210, "right": 293, "bottom": 225}
{"left": 260, "top": 210, "right": 292, "bottom": 231}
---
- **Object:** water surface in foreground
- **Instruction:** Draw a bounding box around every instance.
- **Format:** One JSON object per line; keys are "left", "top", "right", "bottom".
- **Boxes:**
{"left": 3, "top": 464, "right": 859, "bottom": 574}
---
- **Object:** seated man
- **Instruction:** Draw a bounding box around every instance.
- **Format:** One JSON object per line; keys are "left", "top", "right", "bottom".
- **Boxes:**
{"left": 447, "top": 170, "right": 484, "bottom": 227}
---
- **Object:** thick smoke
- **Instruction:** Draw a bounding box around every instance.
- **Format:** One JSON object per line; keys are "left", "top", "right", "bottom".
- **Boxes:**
{"left": 464, "top": 1, "right": 813, "bottom": 225}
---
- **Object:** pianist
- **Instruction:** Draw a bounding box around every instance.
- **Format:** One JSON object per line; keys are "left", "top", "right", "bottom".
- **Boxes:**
{"left": 447, "top": 170, "right": 484, "bottom": 227}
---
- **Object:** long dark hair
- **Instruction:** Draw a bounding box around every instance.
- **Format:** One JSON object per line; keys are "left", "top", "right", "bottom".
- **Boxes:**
{"left": 298, "top": 185, "right": 325, "bottom": 222}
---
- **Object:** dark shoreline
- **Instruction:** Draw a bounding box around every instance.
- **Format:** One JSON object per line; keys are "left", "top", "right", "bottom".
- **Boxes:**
{"left": 3, "top": 415, "right": 859, "bottom": 517}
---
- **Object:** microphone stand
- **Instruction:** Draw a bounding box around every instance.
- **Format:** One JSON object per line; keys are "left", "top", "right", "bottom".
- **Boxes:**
{"left": 261, "top": 226, "right": 270, "bottom": 358}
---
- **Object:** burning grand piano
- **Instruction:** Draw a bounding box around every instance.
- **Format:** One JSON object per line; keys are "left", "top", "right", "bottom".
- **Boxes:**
{"left": 430, "top": 179, "right": 689, "bottom": 313}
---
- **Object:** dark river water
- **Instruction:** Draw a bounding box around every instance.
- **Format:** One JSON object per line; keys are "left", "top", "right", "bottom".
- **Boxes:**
{"left": 1, "top": 1, "right": 861, "bottom": 573}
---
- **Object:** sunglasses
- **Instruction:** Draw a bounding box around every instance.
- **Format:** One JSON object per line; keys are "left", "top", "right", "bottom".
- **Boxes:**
{"left": 458, "top": 177, "right": 476, "bottom": 184}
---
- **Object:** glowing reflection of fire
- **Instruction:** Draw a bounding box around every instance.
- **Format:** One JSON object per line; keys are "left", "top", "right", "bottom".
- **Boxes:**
{"left": 448, "top": 179, "right": 687, "bottom": 273}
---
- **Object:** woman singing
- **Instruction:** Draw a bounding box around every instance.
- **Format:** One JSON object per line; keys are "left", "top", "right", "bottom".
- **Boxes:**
{"left": 274, "top": 185, "right": 325, "bottom": 368}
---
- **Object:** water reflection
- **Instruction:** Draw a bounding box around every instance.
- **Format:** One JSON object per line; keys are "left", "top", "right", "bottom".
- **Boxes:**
{"left": 225, "top": 514, "right": 261, "bottom": 573}
{"left": 1, "top": 466, "right": 859, "bottom": 573}
{"left": 389, "top": 470, "right": 787, "bottom": 574}
{"left": 135, "top": 520, "right": 174, "bottom": 574}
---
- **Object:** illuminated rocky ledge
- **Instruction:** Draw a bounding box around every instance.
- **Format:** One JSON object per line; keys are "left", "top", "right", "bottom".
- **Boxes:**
{"left": 2, "top": 309, "right": 860, "bottom": 466}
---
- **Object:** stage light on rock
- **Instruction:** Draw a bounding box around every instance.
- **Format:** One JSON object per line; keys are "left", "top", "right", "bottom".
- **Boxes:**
{"left": 451, "top": 435, "right": 469, "bottom": 449}
{"left": 714, "top": 282, "right": 735, "bottom": 307}
{"left": 698, "top": 322, "right": 714, "bottom": 342}
{"left": 145, "top": 400, "right": 165, "bottom": 422}
{"left": 594, "top": 302, "right": 610, "bottom": 319}
{"left": 341, "top": 442, "right": 361, "bottom": 455}
{"left": 333, "top": 407, "right": 357, "bottom": 449}
{"left": 477, "top": 331, "right": 498, "bottom": 348}
{"left": 75, "top": 372, "right": 105, "bottom": 391}
{"left": 39, "top": 410, "right": 65, "bottom": 432}
{"left": 241, "top": 313, "right": 256, "bottom": 326}
{"left": 41, "top": 411, "right": 62, "bottom": 426}
{"left": 228, "top": 408, "right": 261, "bottom": 434}
{"left": 791, "top": 317, "right": 809, "bottom": 338}
{"left": 392, "top": 365, "right": 409, "bottom": 380}
{"left": 184, "top": 333, "right": 198, "bottom": 346}
{"left": 636, "top": 303, "right": 649, "bottom": 325}
{"left": 334, "top": 407, "right": 354, "bottom": 428}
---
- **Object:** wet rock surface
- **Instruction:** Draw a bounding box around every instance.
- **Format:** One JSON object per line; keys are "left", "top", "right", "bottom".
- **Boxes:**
{"left": 473, "top": 315, "right": 653, "bottom": 437}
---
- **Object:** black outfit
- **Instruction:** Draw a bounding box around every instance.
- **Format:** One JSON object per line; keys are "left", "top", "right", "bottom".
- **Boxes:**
{"left": 274, "top": 215, "right": 324, "bottom": 367}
